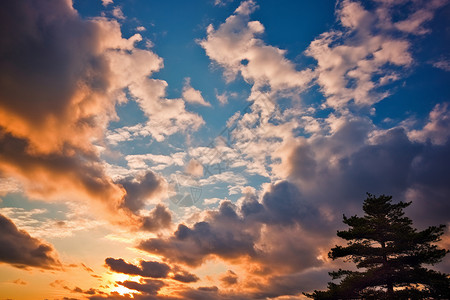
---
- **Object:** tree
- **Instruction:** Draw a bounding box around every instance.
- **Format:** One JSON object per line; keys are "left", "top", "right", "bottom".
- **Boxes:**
{"left": 306, "top": 194, "right": 450, "bottom": 299}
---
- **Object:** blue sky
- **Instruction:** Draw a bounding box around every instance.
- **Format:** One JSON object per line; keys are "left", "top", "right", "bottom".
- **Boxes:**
{"left": 0, "top": 0, "right": 449, "bottom": 299}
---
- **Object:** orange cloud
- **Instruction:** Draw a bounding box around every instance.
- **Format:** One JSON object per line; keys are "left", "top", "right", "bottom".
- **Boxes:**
{"left": 0, "top": 0, "right": 181, "bottom": 229}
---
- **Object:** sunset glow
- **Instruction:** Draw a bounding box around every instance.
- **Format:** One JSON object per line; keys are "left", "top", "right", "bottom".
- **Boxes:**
{"left": 0, "top": 0, "right": 449, "bottom": 299}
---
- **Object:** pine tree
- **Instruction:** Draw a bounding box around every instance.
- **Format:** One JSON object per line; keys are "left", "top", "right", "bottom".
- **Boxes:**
{"left": 306, "top": 194, "right": 450, "bottom": 299}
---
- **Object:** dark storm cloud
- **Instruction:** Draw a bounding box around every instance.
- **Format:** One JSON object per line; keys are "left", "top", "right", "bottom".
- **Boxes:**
{"left": 0, "top": 214, "right": 60, "bottom": 269}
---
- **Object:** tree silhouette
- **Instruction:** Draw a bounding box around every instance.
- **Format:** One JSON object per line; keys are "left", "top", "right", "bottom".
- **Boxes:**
{"left": 306, "top": 194, "right": 450, "bottom": 299}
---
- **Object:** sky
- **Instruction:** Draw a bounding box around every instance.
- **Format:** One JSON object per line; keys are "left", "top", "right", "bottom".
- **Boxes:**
{"left": 0, "top": 0, "right": 449, "bottom": 299}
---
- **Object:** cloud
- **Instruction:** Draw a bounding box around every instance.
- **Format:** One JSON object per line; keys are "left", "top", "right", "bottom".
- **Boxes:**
{"left": 101, "top": 0, "right": 113, "bottom": 6}
{"left": 215, "top": 89, "right": 238, "bottom": 106}
{"left": 214, "top": 0, "right": 234, "bottom": 7}
{"left": 119, "top": 172, "right": 164, "bottom": 213}
{"left": 172, "top": 270, "right": 200, "bottom": 283}
{"left": 283, "top": 109, "right": 450, "bottom": 228}
{"left": 125, "top": 152, "right": 185, "bottom": 171}
{"left": 182, "top": 78, "right": 211, "bottom": 106}
{"left": 0, "top": 0, "right": 200, "bottom": 228}
{"left": 107, "top": 53, "right": 205, "bottom": 141}
{"left": 0, "top": 204, "right": 104, "bottom": 239}
{"left": 288, "top": 118, "right": 419, "bottom": 202}
{"left": 11, "top": 278, "right": 27, "bottom": 285}
{"left": 105, "top": 258, "right": 170, "bottom": 278}
{"left": 220, "top": 270, "right": 238, "bottom": 286}
{"left": 138, "top": 185, "right": 329, "bottom": 274}
{"left": 184, "top": 159, "right": 204, "bottom": 177}
{"left": 139, "top": 201, "right": 257, "bottom": 267}
{"left": 0, "top": 1, "right": 133, "bottom": 154}
{"left": 135, "top": 103, "right": 450, "bottom": 296}
{"left": 140, "top": 204, "right": 172, "bottom": 232}
{"left": 409, "top": 103, "right": 450, "bottom": 145}
{"left": 261, "top": 181, "right": 320, "bottom": 227}
{"left": 0, "top": 176, "right": 22, "bottom": 196}
{"left": 0, "top": 214, "right": 60, "bottom": 269}
{"left": 118, "top": 279, "right": 164, "bottom": 295}
{"left": 0, "top": 129, "right": 125, "bottom": 220}
{"left": 433, "top": 59, "right": 450, "bottom": 71}
{"left": 306, "top": 3, "right": 407, "bottom": 108}
{"left": 112, "top": 7, "right": 125, "bottom": 20}
{"left": 105, "top": 257, "right": 199, "bottom": 284}
{"left": 2, "top": 1, "right": 449, "bottom": 299}
{"left": 248, "top": 269, "right": 330, "bottom": 299}
{"left": 304, "top": 0, "right": 445, "bottom": 109}
{"left": 199, "top": 0, "right": 313, "bottom": 98}
{"left": 392, "top": 0, "right": 446, "bottom": 35}
{"left": 0, "top": 0, "right": 128, "bottom": 221}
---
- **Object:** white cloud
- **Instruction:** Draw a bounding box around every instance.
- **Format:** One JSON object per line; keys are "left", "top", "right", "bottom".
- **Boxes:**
{"left": 433, "top": 59, "right": 450, "bottom": 71}
{"left": 112, "top": 6, "right": 125, "bottom": 19}
{"left": 305, "top": 0, "right": 416, "bottom": 109}
{"left": 0, "top": 204, "right": 105, "bottom": 239}
{"left": 408, "top": 103, "right": 450, "bottom": 145}
{"left": 199, "top": 0, "right": 313, "bottom": 99}
{"left": 393, "top": 0, "right": 447, "bottom": 34}
{"left": 214, "top": 0, "right": 234, "bottom": 6}
{"left": 215, "top": 89, "right": 238, "bottom": 105}
{"left": 126, "top": 152, "right": 186, "bottom": 171}
{"left": 106, "top": 51, "right": 205, "bottom": 142}
{"left": 199, "top": 171, "right": 247, "bottom": 187}
{"left": 203, "top": 197, "right": 222, "bottom": 205}
{"left": 101, "top": 0, "right": 113, "bottom": 6}
{"left": 301, "top": 0, "right": 445, "bottom": 110}
{"left": 0, "top": 177, "right": 22, "bottom": 196}
{"left": 182, "top": 78, "right": 211, "bottom": 106}
{"left": 185, "top": 159, "right": 204, "bottom": 177}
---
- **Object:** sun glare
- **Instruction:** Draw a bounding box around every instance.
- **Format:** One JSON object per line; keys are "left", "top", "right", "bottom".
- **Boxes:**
{"left": 108, "top": 273, "right": 141, "bottom": 296}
